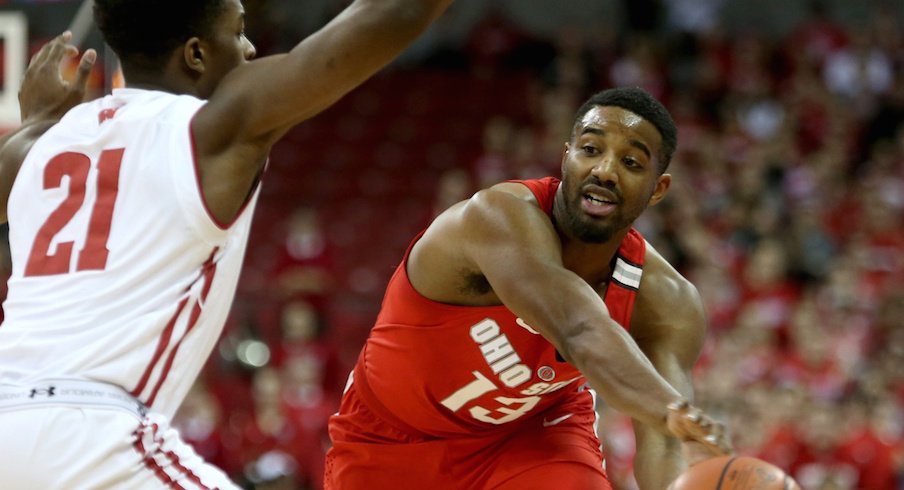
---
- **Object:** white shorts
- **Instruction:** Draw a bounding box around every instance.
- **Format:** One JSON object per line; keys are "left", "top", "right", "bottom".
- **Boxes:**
{"left": 0, "top": 380, "right": 239, "bottom": 490}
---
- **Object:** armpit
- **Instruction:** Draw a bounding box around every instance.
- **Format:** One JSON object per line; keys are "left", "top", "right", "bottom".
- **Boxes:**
{"left": 459, "top": 270, "right": 492, "bottom": 296}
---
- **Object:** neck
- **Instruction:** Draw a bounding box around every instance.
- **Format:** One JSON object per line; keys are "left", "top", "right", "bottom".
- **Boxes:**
{"left": 124, "top": 77, "right": 199, "bottom": 97}
{"left": 553, "top": 187, "right": 628, "bottom": 284}
{"left": 560, "top": 232, "right": 627, "bottom": 284}
{"left": 121, "top": 62, "right": 200, "bottom": 97}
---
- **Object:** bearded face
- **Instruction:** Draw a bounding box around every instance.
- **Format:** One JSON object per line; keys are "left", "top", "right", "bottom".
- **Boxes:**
{"left": 558, "top": 173, "right": 649, "bottom": 243}
{"left": 554, "top": 106, "right": 670, "bottom": 244}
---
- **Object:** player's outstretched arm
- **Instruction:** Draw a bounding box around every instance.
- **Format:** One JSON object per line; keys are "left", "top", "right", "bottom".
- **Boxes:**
{"left": 439, "top": 186, "right": 727, "bottom": 448}
{"left": 0, "top": 32, "right": 96, "bottom": 223}
{"left": 192, "top": 0, "right": 452, "bottom": 223}
{"left": 206, "top": 0, "right": 453, "bottom": 142}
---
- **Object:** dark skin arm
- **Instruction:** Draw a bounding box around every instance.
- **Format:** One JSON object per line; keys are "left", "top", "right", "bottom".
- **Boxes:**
{"left": 0, "top": 32, "right": 95, "bottom": 223}
{"left": 408, "top": 183, "right": 727, "bottom": 442}
{"left": 192, "top": 0, "right": 453, "bottom": 224}
{"left": 630, "top": 247, "right": 714, "bottom": 489}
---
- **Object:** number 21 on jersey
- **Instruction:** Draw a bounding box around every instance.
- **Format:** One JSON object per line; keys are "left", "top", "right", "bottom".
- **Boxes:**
{"left": 25, "top": 149, "right": 124, "bottom": 277}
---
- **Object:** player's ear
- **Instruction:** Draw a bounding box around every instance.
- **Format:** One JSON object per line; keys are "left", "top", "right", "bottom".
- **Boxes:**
{"left": 648, "top": 173, "right": 671, "bottom": 206}
{"left": 183, "top": 37, "right": 206, "bottom": 75}
{"left": 561, "top": 142, "right": 570, "bottom": 172}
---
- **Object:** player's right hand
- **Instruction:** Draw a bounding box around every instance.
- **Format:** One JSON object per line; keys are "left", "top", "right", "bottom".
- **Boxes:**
{"left": 19, "top": 31, "right": 96, "bottom": 125}
{"left": 666, "top": 401, "right": 733, "bottom": 466}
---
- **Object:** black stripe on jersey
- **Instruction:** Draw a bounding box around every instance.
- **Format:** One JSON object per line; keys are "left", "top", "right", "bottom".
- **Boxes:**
{"left": 616, "top": 254, "right": 643, "bottom": 270}
{"left": 610, "top": 275, "right": 640, "bottom": 292}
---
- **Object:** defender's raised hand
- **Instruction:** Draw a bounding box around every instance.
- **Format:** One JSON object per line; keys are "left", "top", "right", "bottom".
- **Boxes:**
{"left": 19, "top": 31, "right": 96, "bottom": 124}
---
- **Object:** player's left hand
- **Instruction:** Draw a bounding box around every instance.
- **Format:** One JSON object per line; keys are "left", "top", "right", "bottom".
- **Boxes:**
{"left": 666, "top": 401, "right": 733, "bottom": 466}
{"left": 19, "top": 31, "right": 96, "bottom": 125}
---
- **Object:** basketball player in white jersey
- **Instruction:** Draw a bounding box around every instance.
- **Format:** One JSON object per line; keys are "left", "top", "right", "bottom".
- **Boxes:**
{"left": 0, "top": 0, "right": 452, "bottom": 487}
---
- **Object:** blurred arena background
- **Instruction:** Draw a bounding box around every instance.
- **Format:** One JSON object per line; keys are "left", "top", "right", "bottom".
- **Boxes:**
{"left": 1, "top": 1, "right": 903, "bottom": 488}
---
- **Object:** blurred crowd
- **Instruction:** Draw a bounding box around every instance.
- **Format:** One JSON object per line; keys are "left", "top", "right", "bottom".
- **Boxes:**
{"left": 582, "top": 3, "right": 904, "bottom": 490}
{"left": 2, "top": 1, "right": 903, "bottom": 489}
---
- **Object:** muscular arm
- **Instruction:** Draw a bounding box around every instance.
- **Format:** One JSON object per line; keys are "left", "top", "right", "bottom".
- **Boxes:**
{"left": 411, "top": 186, "right": 685, "bottom": 432}
{"left": 193, "top": 0, "right": 452, "bottom": 223}
{"left": 630, "top": 248, "right": 707, "bottom": 490}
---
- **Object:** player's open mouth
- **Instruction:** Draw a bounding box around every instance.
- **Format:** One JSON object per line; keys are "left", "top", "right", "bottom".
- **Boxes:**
{"left": 582, "top": 192, "right": 617, "bottom": 217}
{"left": 585, "top": 194, "right": 614, "bottom": 205}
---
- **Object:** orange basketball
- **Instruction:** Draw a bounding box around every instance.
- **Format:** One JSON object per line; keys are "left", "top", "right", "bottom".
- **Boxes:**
{"left": 668, "top": 456, "right": 802, "bottom": 490}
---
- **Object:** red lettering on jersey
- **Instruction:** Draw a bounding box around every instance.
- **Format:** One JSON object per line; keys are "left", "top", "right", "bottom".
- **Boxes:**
{"left": 25, "top": 149, "right": 125, "bottom": 276}
{"left": 98, "top": 108, "right": 118, "bottom": 124}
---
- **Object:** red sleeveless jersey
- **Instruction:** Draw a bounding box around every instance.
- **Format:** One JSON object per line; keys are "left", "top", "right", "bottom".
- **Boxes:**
{"left": 353, "top": 177, "right": 647, "bottom": 437}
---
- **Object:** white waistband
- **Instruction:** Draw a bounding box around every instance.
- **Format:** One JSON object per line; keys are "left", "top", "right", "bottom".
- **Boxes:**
{"left": 0, "top": 379, "right": 148, "bottom": 418}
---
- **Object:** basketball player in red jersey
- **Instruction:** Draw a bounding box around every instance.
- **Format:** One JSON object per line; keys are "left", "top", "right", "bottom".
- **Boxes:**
{"left": 326, "top": 87, "right": 733, "bottom": 489}
{"left": 0, "top": 0, "right": 451, "bottom": 487}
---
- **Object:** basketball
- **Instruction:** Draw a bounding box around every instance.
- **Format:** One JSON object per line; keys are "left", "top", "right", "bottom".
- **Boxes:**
{"left": 668, "top": 456, "right": 801, "bottom": 490}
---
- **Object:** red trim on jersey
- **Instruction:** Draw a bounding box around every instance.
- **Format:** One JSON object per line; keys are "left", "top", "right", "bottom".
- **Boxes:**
{"left": 197, "top": 249, "right": 219, "bottom": 299}
{"left": 133, "top": 425, "right": 187, "bottom": 490}
{"left": 188, "top": 110, "right": 263, "bottom": 231}
{"left": 145, "top": 250, "right": 219, "bottom": 407}
{"left": 132, "top": 297, "right": 191, "bottom": 399}
{"left": 164, "top": 449, "right": 213, "bottom": 490}
{"left": 145, "top": 301, "right": 202, "bottom": 407}
{"left": 98, "top": 107, "right": 119, "bottom": 124}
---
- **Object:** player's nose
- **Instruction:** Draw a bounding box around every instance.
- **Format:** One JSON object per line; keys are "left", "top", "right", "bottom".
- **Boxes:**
{"left": 590, "top": 153, "right": 618, "bottom": 185}
{"left": 244, "top": 39, "right": 257, "bottom": 61}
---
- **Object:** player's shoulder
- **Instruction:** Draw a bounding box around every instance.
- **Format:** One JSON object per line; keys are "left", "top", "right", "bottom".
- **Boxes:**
{"left": 464, "top": 181, "right": 541, "bottom": 214}
{"left": 440, "top": 181, "right": 545, "bottom": 233}
{"left": 481, "top": 181, "right": 540, "bottom": 200}
{"left": 424, "top": 180, "right": 548, "bottom": 250}
{"left": 637, "top": 240, "right": 703, "bottom": 317}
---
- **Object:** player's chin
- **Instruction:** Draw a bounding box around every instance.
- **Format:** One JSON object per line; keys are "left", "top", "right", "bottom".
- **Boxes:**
{"left": 576, "top": 222, "right": 617, "bottom": 244}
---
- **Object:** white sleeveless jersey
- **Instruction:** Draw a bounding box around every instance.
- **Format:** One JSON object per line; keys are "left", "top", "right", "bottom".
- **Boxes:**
{"left": 0, "top": 88, "right": 260, "bottom": 418}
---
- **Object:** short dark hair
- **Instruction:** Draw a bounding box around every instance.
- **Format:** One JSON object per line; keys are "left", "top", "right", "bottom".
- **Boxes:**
{"left": 94, "top": 0, "right": 226, "bottom": 73}
{"left": 571, "top": 87, "right": 677, "bottom": 173}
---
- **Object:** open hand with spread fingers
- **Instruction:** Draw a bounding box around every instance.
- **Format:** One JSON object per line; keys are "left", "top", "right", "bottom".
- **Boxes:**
{"left": 19, "top": 31, "right": 96, "bottom": 125}
{"left": 666, "top": 401, "right": 733, "bottom": 466}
